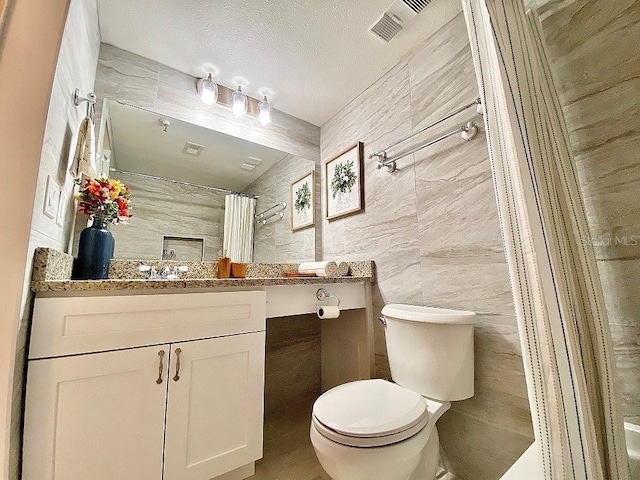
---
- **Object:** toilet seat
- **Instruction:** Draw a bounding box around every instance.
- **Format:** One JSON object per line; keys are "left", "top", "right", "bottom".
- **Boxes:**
{"left": 312, "top": 379, "right": 430, "bottom": 448}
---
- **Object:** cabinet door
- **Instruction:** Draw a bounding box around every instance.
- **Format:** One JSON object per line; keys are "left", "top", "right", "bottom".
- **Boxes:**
{"left": 23, "top": 345, "right": 170, "bottom": 480}
{"left": 164, "top": 332, "right": 266, "bottom": 480}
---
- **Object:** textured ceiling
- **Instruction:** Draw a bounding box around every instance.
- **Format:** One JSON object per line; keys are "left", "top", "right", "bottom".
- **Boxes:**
{"left": 97, "top": 0, "right": 461, "bottom": 126}
{"left": 107, "top": 101, "right": 298, "bottom": 191}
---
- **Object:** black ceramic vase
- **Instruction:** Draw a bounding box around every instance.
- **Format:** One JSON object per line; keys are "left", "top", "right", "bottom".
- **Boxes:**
{"left": 72, "top": 216, "right": 115, "bottom": 280}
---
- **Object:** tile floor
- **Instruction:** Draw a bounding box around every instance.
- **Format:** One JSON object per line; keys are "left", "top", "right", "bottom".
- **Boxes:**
{"left": 250, "top": 402, "right": 329, "bottom": 480}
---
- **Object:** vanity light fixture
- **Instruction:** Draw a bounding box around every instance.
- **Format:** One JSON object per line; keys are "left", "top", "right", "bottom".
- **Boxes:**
{"left": 258, "top": 96, "right": 272, "bottom": 125}
{"left": 232, "top": 86, "right": 248, "bottom": 117}
{"left": 197, "top": 73, "right": 218, "bottom": 105}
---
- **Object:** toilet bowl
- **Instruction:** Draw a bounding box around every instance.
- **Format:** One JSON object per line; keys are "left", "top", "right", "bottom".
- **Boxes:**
{"left": 311, "top": 304, "right": 476, "bottom": 480}
{"left": 310, "top": 379, "right": 448, "bottom": 480}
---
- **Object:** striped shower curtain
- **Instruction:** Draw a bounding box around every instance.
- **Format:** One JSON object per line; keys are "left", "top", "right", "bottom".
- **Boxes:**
{"left": 223, "top": 194, "right": 256, "bottom": 263}
{"left": 461, "top": 0, "right": 629, "bottom": 478}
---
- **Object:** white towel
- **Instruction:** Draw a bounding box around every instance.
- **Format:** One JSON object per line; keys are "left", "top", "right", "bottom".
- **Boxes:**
{"left": 298, "top": 261, "right": 340, "bottom": 277}
{"left": 337, "top": 262, "right": 350, "bottom": 276}
{"left": 70, "top": 117, "right": 97, "bottom": 179}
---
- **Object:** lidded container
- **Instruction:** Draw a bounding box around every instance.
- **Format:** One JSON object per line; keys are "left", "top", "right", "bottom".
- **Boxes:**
{"left": 381, "top": 304, "right": 475, "bottom": 401}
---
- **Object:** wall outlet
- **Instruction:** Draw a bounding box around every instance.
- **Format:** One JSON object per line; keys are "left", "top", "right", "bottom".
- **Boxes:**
{"left": 43, "top": 175, "right": 60, "bottom": 219}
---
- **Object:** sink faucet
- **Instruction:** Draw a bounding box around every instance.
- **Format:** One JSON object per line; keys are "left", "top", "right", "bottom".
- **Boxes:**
{"left": 139, "top": 265, "right": 189, "bottom": 280}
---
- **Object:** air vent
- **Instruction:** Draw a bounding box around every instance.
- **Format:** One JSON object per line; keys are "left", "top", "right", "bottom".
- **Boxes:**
{"left": 402, "top": 0, "right": 432, "bottom": 14}
{"left": 246, "top": 156, "right": 263, "bottom": 166}
{"left": 182, "top": 142, "right": 203, "bottom": 156}
{"left": 369, "top": 13, "right": 403, "bottom": 43}
{"left": 240, "top": 163, "right": 256, "bottom": 171}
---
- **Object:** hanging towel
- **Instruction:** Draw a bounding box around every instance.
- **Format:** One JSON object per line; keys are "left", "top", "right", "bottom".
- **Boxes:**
{"left": 70, "top": 117, "right": 97, "bottom": 179}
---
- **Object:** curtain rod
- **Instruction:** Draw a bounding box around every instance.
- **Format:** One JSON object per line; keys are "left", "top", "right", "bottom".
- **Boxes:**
{"left": 109, "top": 168, "right": 258, "bottom": 199}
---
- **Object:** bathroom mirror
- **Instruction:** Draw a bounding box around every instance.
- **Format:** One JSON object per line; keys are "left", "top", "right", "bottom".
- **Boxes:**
{"left": 73, "top": 99, "right": 316, "bottom": 262}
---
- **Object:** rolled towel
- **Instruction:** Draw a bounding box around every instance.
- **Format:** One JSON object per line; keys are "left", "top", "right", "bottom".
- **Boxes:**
{"left": 337, "top": 262, "right": 350, "bottom": 276}
{"left": 298, "top": 261, "right": 340, "bottom": 277}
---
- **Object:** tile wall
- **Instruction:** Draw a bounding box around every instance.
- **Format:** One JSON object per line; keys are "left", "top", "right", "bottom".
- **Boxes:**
{"left": 538, "top": 0, "right": 640, "bottom": 424}
{"left": 101, "top": 173, "right": 226, "bottom": 261}
{"left": 320, "top": 11, "right": 533, "bottom": 479}
{"left": 246, "top": 155, "right": 317, "bottom": 263}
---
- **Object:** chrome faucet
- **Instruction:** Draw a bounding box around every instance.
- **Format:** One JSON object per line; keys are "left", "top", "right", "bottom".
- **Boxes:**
{"left": 139, "top": 265, "right": 189, "bottom": 280}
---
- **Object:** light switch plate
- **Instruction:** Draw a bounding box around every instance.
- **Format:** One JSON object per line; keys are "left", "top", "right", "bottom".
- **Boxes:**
{"left": 56, "top": 190, "right": 66, "bottom": 227}
{"left": 43, "top": 175, "right": 59, "bottom": 219}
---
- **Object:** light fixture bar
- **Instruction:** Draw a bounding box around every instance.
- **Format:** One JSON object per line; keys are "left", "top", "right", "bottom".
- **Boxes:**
{"left": 195, "top": 80, "right": 272, "bottom": 121}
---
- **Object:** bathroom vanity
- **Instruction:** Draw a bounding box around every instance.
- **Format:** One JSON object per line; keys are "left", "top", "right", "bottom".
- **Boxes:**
{"left": 24, "top": 248, "right": 374, "bottom": 480}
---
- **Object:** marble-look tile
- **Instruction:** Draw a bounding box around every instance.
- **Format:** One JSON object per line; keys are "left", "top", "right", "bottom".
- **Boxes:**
{"left": 615, "top": 346, "right": 640, "bottom": 420}
{"left": 265, "top": 315, "right": 321, "bottom": 415}
{"left": 30, "top": 0, "right": 101, "bottom": 254}
{"left": 320, "top": 12, "right": 532, "bottom": 477}
{"left": 421, "top": 258, "right": 514, "bottom": 316}
{"left": 253, "top": 403, "right": 329, "bottom": 480}
{"left": 540, "top": 0, "right": 640, "bottom": 423}
{"left": 541, "top": 0, "right": 638, "bottom": 107}
{"left": 407, "top": 13, "right": 479, "bottom": 133}
{"left": 94, "top": 43, "right": 159, "bottom": 111}
{"left": 415, "top": 135, "right": 503, "bottom": 260}
{"left": 321, "top": 63, "right": 413, "bottom": 159}
{"left": 596, "top": 259, "right": 640, "bottom": 328}
{"left": 87, "top": 173, "right": 227, "bottom": 261}
{"left": 246, "top": 154, "right": 317, "bottom": 262}
{"left": 437, "top": 408, "right": 534, "bottom": 480}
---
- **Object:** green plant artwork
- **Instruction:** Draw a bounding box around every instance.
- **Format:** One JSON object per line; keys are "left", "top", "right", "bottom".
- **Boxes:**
{"left": 294, "top": 181, "right": 311, "bottom": 213}
{"left": 330, "top": 160, "right": 357, "bottom": 199}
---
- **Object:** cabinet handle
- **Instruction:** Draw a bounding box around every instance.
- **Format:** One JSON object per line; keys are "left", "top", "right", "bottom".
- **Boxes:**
{"left": 156, "top": 350, "right": 165, "bottom": 384}
{"left": 173, "top": 348, "right": 182, "bottom": 382}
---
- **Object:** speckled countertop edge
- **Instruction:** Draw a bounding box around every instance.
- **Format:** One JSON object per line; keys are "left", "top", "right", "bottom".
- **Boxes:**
{"left": 31, "top": 248, "right": 375, "bottom": 293}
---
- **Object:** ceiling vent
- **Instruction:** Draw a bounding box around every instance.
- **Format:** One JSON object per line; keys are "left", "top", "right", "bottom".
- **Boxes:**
{"left": 369, "top": 0, "right": 432, "bottom": 43}
{"left": 369, "top": 13, "right": 403, "bottom": 43}
{"left": 182, "top": 142, "right": 203, "bottom": 156}
{"left": 246, "top": 156, "right": 263, "bottom": 166}
{"left": 402, "top": 0, "right": 432, "bottom": 14}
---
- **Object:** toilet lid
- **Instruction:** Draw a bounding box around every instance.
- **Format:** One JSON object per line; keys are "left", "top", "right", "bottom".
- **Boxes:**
{"left": 312, "top": 379, "right": 428, "bottom": 438}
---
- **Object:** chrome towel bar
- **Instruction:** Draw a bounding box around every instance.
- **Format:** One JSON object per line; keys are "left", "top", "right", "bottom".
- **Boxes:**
{"left": 370, "top": 98, "right": 483, "bottom": 173}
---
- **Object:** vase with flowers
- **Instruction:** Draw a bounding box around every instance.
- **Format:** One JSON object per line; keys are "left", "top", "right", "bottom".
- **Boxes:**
{"left": 72, "top": 177, "right": 131, "bottom": 279}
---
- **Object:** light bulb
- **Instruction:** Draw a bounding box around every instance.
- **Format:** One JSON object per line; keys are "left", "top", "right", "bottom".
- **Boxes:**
{"left": 197, "top": 74, "right": 218, "bottom": 105}
{"left": 258, "top": 96, "right": 272, "bottom": 125}
{"left": 232, "top": 86, "right": 248, "bottom": 117}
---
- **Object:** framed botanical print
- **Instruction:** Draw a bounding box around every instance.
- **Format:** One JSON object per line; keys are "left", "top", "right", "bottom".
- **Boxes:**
{"left": 325, "top": 142, "right": 364, "bottom": 220}
{"left": 290, "top": 170, "right": 315, "bottom": 231}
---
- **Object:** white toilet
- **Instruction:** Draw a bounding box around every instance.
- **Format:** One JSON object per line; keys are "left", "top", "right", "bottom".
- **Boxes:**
{"left": 310, "top": 304, "right": 476, "bottom": 480}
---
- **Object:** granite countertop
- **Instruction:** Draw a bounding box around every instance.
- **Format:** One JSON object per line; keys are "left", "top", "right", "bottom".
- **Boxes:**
{"left": 31, "top": 248, "right": 375, "bottom": 293}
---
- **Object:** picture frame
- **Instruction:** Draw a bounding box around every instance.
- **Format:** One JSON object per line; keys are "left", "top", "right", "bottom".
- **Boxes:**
{"left": 325, "top": 142, "right": 364, "bottom": 220}
{"left": 290, "top": 170, "right": 315, "bottom": 231}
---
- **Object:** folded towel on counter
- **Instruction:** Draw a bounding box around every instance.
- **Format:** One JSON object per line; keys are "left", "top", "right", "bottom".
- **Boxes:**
{"left": 337, "top": 262, "right": 350, "bottom": 276}
{"left": 298, "top": 261, "right": 340, "bottom": 277}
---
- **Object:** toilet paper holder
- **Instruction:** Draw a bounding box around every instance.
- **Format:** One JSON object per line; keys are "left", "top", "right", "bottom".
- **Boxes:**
{"left": 316, "top": 288, "right": 340, "bottom": 306}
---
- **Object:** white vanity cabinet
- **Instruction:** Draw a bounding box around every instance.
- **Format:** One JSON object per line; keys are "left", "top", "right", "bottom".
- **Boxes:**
{"left": 23, "top": 291, "right": 267, "bottom": 480}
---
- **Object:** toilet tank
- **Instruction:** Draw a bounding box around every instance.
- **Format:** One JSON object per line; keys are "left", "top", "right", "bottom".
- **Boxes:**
{"left": 381, "top": 304, "right": 475, "bottom": 401}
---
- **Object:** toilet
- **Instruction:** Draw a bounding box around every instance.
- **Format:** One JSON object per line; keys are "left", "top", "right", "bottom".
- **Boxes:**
{"left": 310, "top": 304, "right": 476, "bottom": 480}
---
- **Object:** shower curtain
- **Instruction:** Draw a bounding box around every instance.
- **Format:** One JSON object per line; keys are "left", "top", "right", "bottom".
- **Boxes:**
{"left": 461, "top": 0, "right": 629, "bottom": 478}
{"left": 223, "top": 194, "right": 256, "bottom": 262}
